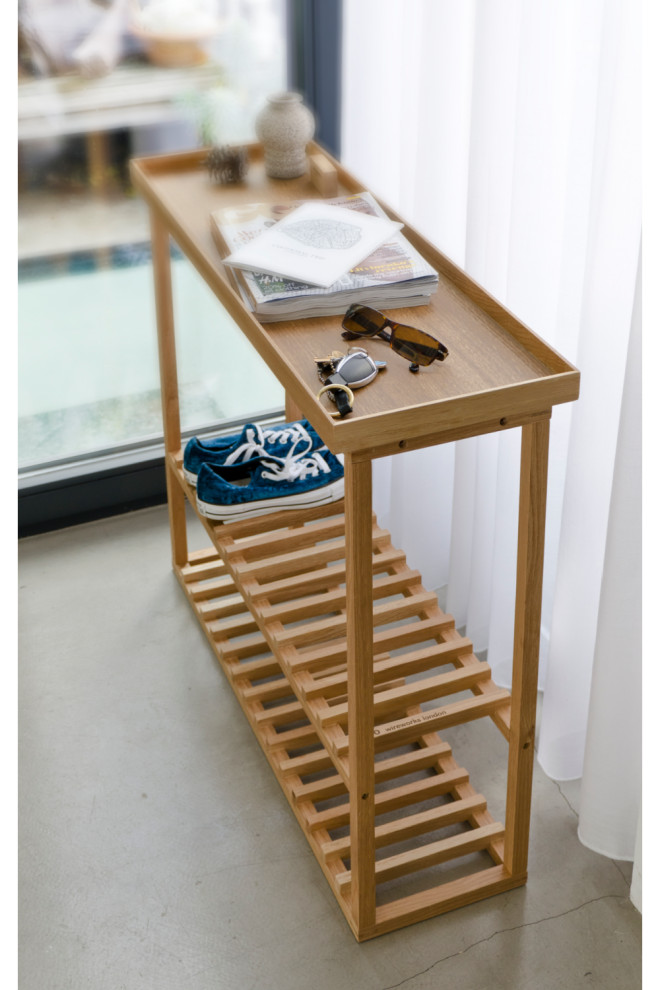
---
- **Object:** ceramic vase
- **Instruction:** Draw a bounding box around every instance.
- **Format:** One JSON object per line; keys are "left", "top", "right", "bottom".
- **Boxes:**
{"left": 255, "top": 92, "right": 315, "bottom": 179}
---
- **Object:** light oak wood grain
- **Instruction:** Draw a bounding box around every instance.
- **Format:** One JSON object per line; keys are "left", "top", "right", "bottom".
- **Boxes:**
{"left": 131, "top": 145, "right": 579, "bottom": 454}
{"left": 138, "top": 147, "right": 579, "bottom": 940}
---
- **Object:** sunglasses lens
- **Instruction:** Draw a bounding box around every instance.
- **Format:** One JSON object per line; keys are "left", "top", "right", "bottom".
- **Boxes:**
{"left": 389, "top": 325, "right": 440, "bottom": 366}
{"left": 342, "top": 305, "right": 387, "bottom": 337}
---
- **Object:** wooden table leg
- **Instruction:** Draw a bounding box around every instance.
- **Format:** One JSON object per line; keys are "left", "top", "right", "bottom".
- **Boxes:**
{"left": 284, "top": 393, "right": 304, "bottom": 422}
{"left": 344, "top": 453, "right": 376, "bottom": 937}
{"left": 504, "top": 417, "right": 550, "bottom": 877}
{"left": 150, "top": 209, "right": 188, "bottom": 568}
{"left": 87, "top": 130, "right": 111, "bottom": 194}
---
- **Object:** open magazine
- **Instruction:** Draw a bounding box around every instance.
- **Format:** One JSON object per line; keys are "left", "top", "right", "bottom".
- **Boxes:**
{"left": 221, "top": 201, "right": 403, "bottom": 288}
{"left": 210, "top": 191, "right": 439, "bottom": 322}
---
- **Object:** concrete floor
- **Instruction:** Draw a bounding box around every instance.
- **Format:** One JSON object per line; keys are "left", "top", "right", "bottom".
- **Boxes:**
{"left": 18, "top": 505, "right": 641, "bottom": 990}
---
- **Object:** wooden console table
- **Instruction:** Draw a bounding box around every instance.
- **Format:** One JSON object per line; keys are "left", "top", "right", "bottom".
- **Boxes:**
{"left": 130, "top": 144, "right": 579, "bottom": 941}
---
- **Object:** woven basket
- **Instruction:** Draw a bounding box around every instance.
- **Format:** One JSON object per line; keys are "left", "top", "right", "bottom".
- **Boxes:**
{"left": 131, "top": 25, "right": 218, "bottom": 67}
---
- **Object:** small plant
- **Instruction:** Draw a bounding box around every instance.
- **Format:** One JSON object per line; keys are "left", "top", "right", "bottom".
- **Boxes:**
{"left": 178, "top": 83, "right": 250, "bottom": 183}
{"left": 177, "top": 81, "right": 226, "bottom": 147}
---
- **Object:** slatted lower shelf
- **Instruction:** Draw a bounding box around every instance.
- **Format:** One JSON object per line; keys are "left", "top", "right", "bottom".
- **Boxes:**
{"left": 172, "top": 456, "right": 523, "bottom": 938}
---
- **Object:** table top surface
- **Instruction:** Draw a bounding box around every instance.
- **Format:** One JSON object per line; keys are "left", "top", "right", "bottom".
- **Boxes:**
{"left": 18, "top": 60, "right": 221, "bottom": 110}
{"left": 131, "top": 145, "right": 580, "bottom": 455}
{"left": 18, "top": 61, "right": 222, "bottom": 138}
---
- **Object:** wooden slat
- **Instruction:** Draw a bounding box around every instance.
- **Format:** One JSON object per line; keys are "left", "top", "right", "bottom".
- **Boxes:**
{"left": 209, "top": 498, "right": 346, "bottom": 542}
{"left": 233, "top": 528, "right": 390, "bottom": 581}
{"left": 223, "top": 514, "right": 350, "bottom": 561}
{"left": 303, "top": 637, "right": 474, "bottom": 700}
{"left": 234, "top": 536, "right": 349, "bottom": 580}
{"left": 254, "top": 698, "right": 307, "bottom": 726}
{"left": 290, "top": 740, "right": 453, "bottom": 799}
{"left": 190, "top": 575, "right": 237, "bottom": 602}
{"left": 209, "top": 613, "right": 260, "bottom": 639}
{"left": 249, "top": 547, "right": 407, "bottom": 602}
{"left": 320, "top": 663, "right": 494, "bottom": 727}
{"left": 307, "top": 767, "right": 470, "bottom": 832}
{"left": 289, "top": 614, "right": 456, "bottom": 674}
{"left": 335, "top": 823, "right": 505, "bottom": 892}
{"left": 258, "top": 569, "right": 421, "bottom": 625}
{"left": 281, "top": 747, "right": 335, "bottom": 778}
{"left": 335, "top": 689, "right": 512, "bottom": 756}
{"left": 180, "top": 558, "right": 228, "bottom": 583}
{"left": 227, "top": 655, "right": 282, "bottom": 682}
{"left": 372, "top": 865, "right": 524, "bottom": 938}
{"left": 292, "top": 771, "right": 348, "bottom": 805}
{"left": 272, "top": 591, "right": 438, "bottom": 650}
{"left": 265, "top": 723, "right": 319, "bottom": 750}
{"left": 197, "top": 595, "right": 250, "bottom": 622}
{"left": 241, "top": 676, "right": 298, "bottom": 705}
{"left": 323, "top": 795, "right": 489, "bottom": 858}
{"left": 220, "top": 634, "right": 274, "bottom": 662}
{"left": 371, "top": 742, "right": 453, "bottom": 784}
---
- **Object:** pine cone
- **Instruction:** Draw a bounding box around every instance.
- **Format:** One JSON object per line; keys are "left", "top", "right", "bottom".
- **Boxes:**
{"left": 205, "top": 146, "right": 248, "bottom": 184}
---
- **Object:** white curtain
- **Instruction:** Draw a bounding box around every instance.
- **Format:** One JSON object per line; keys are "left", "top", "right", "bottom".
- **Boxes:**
{"left": 342, "top": 0, "right": 641, "bottom": 863}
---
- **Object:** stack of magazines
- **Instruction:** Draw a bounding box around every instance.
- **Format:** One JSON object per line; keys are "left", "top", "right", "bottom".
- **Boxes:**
{"left": 210, "top": 191, "right": 439, "bottom": 322}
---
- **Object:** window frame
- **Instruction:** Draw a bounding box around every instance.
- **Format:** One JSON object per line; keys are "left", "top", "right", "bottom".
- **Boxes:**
{"left": 286, "top": 0, "right": 342, "bottom": 158}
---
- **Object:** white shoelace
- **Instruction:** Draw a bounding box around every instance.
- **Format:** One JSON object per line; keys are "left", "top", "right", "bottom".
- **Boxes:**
{"left": 261, "top": 443, "right": 331, "bottom": 483}
{"left": 263, "top": 423, "right": 311, "bottom": 445}
{"left": 224, "top": 422, "right": 313, "bottom": 466}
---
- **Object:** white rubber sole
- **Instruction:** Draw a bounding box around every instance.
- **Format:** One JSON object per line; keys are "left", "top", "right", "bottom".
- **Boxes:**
{"left": 185, "top": 450, "right": 341, "bottom": 490}
{"left": 196, "top": 477, "right": 345, "bottom": 521}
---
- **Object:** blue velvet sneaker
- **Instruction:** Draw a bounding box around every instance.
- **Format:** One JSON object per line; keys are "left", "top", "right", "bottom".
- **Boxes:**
{"left": 195, "top": 443, "right": 344, "bottom": 521}
{"left": 183, "top": 419, "right": 323, "bottom": 486}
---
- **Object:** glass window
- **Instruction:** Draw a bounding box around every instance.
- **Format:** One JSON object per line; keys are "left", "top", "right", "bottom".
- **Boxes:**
{"left": 18, "top": 0, "right": 288, "bottom": 473}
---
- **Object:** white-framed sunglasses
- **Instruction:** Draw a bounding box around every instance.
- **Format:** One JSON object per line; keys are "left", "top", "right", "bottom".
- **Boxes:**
{"left": 315, "top": 347, "right": 387, "bottom": 417}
